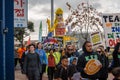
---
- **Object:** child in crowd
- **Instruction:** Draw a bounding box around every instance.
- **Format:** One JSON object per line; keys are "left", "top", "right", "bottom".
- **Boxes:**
{"left": 54, "top": 56, "right": 69, "bottom": 80}
{"left": 69, "top": 57, "right": 81, "bottom": 80}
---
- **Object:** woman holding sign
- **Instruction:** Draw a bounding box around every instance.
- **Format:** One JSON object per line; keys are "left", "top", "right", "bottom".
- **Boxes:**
{"left": 77, "top": 41, "right": 102, "bottom": 80}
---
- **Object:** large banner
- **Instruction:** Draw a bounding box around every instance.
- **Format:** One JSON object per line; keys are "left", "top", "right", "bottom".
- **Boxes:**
{"left": 102, "top": 13, "right": 120, "bottom": 47}
{"left": 14, "top": 0, "right": 28, "bottom": 27}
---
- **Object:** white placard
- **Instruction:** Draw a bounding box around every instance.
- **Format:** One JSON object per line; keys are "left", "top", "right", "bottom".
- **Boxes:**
{"left": 102, "top": 13, "right": 120, "bottom": 47}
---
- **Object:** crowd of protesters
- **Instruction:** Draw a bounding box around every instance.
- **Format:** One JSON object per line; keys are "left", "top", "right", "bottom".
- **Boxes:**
{"left": 14, "top": 41, "right": 120, "bottom": 80}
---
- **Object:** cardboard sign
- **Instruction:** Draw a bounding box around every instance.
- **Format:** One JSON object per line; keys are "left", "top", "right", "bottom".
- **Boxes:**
{"left": 90, "top": 31, "right": 102, "bottom": 47}
{"left": 85, "top": 59, "right": 101, "bottom": 75}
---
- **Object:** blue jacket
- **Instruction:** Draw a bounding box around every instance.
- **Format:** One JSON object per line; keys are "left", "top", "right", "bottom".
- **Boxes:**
{"left": 35, "top": 49, "right": 48, "bottom": 65}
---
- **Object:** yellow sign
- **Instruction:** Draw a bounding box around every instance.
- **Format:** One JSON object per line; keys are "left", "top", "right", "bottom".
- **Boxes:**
{"left": 90, "top": 32, "right": 102, "bottom": 46}
{"left": 63, "top": 36, "right": 78, "bottom": 41}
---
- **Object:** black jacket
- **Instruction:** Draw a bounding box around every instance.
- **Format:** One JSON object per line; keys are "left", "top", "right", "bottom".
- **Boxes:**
{"left": 77, "top": 52, "right": 102, "bottom": 79}
{"left": 23, "top": 52, "right": 41, "bottom": 74}
{"left": 113, "top": 52, "right": 120, "bottom": 67}
{"left": 99, "top": 54, "right": 109, "bottom": 79}
{"left": 68, "top": 64, "right": 78, "bottom": 78}
{"left": 54, "top": 65, "right": 69, "bottom": 80}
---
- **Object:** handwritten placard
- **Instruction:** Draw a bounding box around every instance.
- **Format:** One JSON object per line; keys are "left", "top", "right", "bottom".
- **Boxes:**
{"left": 102, "top": 13, "right": 120, "bottom": 47}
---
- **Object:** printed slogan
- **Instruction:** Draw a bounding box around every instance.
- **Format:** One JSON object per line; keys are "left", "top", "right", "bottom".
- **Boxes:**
{"left": 102, "top": 13, "right": 120, "bottom": 47}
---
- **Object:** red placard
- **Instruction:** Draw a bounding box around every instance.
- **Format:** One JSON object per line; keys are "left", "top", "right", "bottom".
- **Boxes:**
{"left": 55, "top": 28, "right": 65, "bottom": 36}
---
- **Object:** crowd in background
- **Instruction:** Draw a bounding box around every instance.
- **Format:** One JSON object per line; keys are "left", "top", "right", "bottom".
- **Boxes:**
{"left": 14, "top": 41, "right": 120, "bottom": 80}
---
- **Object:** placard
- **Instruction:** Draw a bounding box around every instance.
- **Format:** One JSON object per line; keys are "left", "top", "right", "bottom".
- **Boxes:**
{"left": 102, "top": 13, "right": 120, "bottom": 47}
{"left": 90, "top": 31, "right": 102, "bottom": 46}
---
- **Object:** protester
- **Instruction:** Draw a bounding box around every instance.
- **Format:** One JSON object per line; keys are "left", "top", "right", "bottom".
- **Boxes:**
{"left": 60, "top": 48, "right": 66, "bottom": 57}
{"left": 72, "top": 44, "right": 79, "bottom": 57}
{"left": 54, "top": 47, "right": 61, "bottom": 65}
{"left": 77, "top": 41, "right": 102, "bottom": 80}
{"left": 96, "top": 46, "right": 109, "bottom": 80}
{"left": 21, "top": 46, "right": 29, "bottom": 73}
{"left": 111, "top": 42, "right": 120, "bottom": 69}
{"left": 66, "top": 44, "right": 75, "bottom": 58}
{"left": 14, "top": 47, "right": 18, "bottom": 67}
{"left": 54, "top": 56, "right": 69, "bottom": 80}
{"left": 68, "top": 57, "right": 81, "bottom": 80}
{"left": 111, "top": 67, "right": 120, "bottom": 80}
{"left": 47, "top": 48, "right": 56, "bottom": 80}
{"left": 23, "top": 44, "right": 41, "bottom": 80}
{"left": 17, "top": 44, "right": 26, "bottom": 73}
{"left": 21, "top": 46, "right": 29, "bottom": 63}
{"left": 35, "top": 42, "right": 48, "bottom": 80}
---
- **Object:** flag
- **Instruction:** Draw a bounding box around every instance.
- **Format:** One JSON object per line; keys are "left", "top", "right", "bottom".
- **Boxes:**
{"left": 27, "top": 36, "right": 31, "bottom": 45}
{"left": 39, "top": 21, "right": 42, "bottom": 42}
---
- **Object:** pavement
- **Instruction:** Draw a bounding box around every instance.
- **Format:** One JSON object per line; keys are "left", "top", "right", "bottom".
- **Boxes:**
{"left": 15, "top": 70, "right": 48, "bottom": 80}
{"left": 15, "top": 63, "right": 114, "bottom": 80}
{"left": 15, "top": 63, "right": 48, "bottom": 80}
{"left": 15, "top": 70, "right": 114, "bottom": 80}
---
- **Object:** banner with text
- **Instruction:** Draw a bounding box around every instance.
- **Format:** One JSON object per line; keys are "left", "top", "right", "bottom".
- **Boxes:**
{"left": 14, "top": 0, "right": 28, "bottom": 27}
{"left": 102, "top": 13, "right": 120, "bottom": 47}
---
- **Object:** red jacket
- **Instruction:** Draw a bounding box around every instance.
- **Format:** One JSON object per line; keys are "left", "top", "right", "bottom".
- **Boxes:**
{"left": 48, "top": 55, "right": 55, "bottom": 67}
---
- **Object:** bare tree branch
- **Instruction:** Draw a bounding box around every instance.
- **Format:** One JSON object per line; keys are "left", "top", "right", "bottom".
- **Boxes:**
{"left": 65, "top": 2, "right": 103, "bottom": 40}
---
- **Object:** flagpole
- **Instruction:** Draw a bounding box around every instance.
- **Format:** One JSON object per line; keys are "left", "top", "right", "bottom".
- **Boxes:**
{"left": 51, "top": 0, "right": 54, "bottom": 27}
{"left": 39, "top": 21, "right": 42, "bottom": 42}
{"left": 51, "top": 0, "right": 54, "bottom": 36}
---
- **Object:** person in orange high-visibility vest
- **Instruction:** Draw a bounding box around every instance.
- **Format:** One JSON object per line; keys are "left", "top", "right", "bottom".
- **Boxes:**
{"left": 17, "top": 44, "right": 26, "bottom": 73}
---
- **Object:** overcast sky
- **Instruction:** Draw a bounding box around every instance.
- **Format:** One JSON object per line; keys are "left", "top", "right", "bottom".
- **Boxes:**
{"left": 25, "top": 0, "right": 120, "bottom": 41}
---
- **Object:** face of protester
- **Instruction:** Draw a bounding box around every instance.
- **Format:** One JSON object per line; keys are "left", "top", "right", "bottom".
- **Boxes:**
{"left": 85, "top": 43, "right": 92, "bottom": 52}
{"left": 55, "top": 48, "right": 59, "bottom": 52}
{"left": 72, "top": 60, "right": 77, "bottom": 65}
{"left": 50, "top": 49, "right": 53, "bottom": 55}
{"left": 96, "top": 48, "right": 102, "bottom": 54}
{"left": 62, "top": 58, "right": 68, "bottom": 67}
{"left": 29, "top": 45, "right": 35, "bottom": 53}
{"left": 38, "top": 43, "right": 42, "bottom": 49}
{"left": 72, "top": 45, "right": 76, "bottom": 52}
{"left": 67, "top": 45, "right": 73, "bottom": 54}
